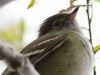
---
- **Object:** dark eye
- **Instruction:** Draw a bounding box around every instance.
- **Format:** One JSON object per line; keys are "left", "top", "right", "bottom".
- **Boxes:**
{"left": 53, "top": 21, "right": 61, "bottom": 28}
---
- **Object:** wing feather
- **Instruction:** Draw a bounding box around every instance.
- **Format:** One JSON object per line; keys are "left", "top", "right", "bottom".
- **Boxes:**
{"left": 21, "top": 31, "right": 71, "bottom": 64}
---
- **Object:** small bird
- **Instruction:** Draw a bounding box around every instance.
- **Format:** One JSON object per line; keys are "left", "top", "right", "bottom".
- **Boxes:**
{"left": 2, "top": 7, "right": 94, "bottom": 75}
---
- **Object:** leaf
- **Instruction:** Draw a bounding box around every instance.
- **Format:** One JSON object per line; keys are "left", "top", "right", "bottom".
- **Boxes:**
{"left": 27, "top": 0, "right": 35, "bottom": 9}
{"left": 0, "top": 31, "right": 18, "bottom": 43}
{"left": 91, "top": 0, "right": 100, "bottom": 2}
{"left": 19, "top": 19, "right": 25, "bottom": 41}
{"left": 0, "top": 19, "right": 25, "bottom": 43}
{"left": 93, "top": 45, "right": 100, "bottom": 53}
{"left": 0, "top": 31, "right": 12, "bottom": 42}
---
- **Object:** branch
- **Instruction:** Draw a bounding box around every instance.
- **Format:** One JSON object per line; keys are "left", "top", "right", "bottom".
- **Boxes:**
{"left": 0, "top": 43, "right": 39, "bottom": 75}
{"left": 0, "top": 0, "right": 14, "bottom": 7}
{"left": 86, "top": 0, "right": 93, "bottom": 44}
{"left": 59, "top": 4, "right": 91, "bottom": 13}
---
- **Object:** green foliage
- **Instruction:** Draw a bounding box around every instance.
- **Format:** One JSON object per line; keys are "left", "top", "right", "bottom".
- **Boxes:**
{"left": 91, "top": 0, "right": 100, "bottom": 2}
{"left": 19, "top": 20, "right": 25, "bottom": 41}
{"left": 94, "top": 45, "right": 100, "bottom": 53}
{"left": 0, "top": 20, "right": 25, "bottom": 43}
{"left": 27, "top": 0, "right": 35, "bottom": 9}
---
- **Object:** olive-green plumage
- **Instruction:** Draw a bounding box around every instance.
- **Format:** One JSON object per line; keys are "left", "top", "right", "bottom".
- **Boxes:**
{"left": 35, "top": 31, "right": 94, "bottom": 75}
{"left": 2, "top": 7, "right": 94, "bottom": 75}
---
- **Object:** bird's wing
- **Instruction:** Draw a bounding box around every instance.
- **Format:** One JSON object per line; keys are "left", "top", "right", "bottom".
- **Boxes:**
{"left": 2, "top": 31, "right": 71, "bottom": 75}
{"left": 21, "top": 31, "right": 71, "bottom": 65}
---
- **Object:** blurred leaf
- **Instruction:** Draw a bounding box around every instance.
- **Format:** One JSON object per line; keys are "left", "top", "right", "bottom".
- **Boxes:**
{"left": 19, "top": 19, "right": 25, "bottom": 41}
{"left": 0, "top": 31, "right": 12, "bottom": 42}
{"left": 0, "top": 20, "right": 25, "bottom": 43}
{"left": 91, "top": 0, "right": 100, "bottom": 2}
{"left": 27, "top": 0, "right": 35, "bottom": 9}
{"left": 94, "top": 45, "right": 100, "bottom": 53}
{"left": 81, "top": 27, "right": 89, "bottom": 31}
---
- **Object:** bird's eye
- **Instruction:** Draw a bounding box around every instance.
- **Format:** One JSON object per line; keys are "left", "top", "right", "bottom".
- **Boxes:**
{"left": 53, "top": 21, "right": 61, "bottom": 28}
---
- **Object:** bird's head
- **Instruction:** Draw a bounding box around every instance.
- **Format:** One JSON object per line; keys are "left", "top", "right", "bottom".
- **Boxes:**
{"left": 39, "top": 7, "right": 81, "bottom": 37}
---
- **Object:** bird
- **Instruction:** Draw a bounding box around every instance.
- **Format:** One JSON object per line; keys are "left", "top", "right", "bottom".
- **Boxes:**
{"left": 2, "top": 7, "right": 94, "bottom": 75}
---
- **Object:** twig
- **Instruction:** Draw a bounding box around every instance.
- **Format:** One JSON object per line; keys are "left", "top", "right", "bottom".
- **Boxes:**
{"left": 86, "top": 0, "right": 93, "bottom": 44}
{"left": 0, "top": 0, "right": 14, "bottom": 7}
{"left": 0, "top": 43, "right": 39, "bottom": 75}
{"left": 59, "top": 4, "right": 92, "bottom": 13}
{"left": 81, "top": 27, "right": 89, "bottom": 31}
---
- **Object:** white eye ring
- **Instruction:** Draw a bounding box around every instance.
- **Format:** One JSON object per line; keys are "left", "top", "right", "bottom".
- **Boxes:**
{"left": 53, "top": 21, "right": 61, "bottom": 28}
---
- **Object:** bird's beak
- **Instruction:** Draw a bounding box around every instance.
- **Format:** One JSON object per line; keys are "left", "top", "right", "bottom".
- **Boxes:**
{"left": 69, "top": 7, "right": 79, "bottom": 19}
